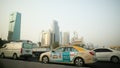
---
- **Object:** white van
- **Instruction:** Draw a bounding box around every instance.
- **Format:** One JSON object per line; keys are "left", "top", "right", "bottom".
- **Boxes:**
{"left": 0, "top": 42, "right": 33, "bottom": 59}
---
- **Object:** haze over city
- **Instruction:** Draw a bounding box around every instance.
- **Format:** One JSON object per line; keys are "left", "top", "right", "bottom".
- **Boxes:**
{"left": 0, "top": 0, "right": 120, "bottom": 46}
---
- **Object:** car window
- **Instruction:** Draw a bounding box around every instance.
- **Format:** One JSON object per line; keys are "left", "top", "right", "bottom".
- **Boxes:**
{"left": 55, "top": 47, "right": 64, "bottom": 52}
{"left": 94, "top": 49, "right": 112, "bottom": 52}
{"left": 23, "top": 43, "right": 32, "bottom": 49}
{"left": 102, "top": 49, "right": 112, "bottom": 52}
{"left": 71, "top": 47, "right": 78, "bottom": 52}
{"left": 94, "top": 49, "right": 101, "bottom": 52}
{"left": 64, "top": 47, "right": 78, "bottom": 52}
{"left": 64, "top": 47, "right": 70, "bottom": 52}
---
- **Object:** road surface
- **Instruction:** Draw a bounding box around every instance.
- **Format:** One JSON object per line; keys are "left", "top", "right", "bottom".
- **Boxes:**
{"left": 0, "top": 58, "right": 120, "bottom": 68}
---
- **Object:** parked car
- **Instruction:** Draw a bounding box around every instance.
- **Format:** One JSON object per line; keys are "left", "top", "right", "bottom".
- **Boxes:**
{"left": 93, "top": 48, "right": 120, "bottom": 63}
{"left": 39, "top": 45, "right": 96, "bottom": 67}
{"left": 0, "top": 41, "right": 33, "bottom": 59}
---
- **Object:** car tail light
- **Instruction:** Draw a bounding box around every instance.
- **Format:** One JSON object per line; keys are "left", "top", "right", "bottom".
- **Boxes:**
{"left": 21, "top": 48, "right": 22, "bottom": 53}
{"left": 89, "top": 51, "right": 95, "bottom": 55}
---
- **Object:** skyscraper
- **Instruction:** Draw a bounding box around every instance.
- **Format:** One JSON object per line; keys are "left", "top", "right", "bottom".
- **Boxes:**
{"left": 59, "top": 32, "right": 62, "bottom": 45}
{"left": 51, "top": 20, "right": 59, "bottom": 43}
{"left": 7, "top": 12, "right": 21, "bottom": 41}
{"left": 41, "top": 30, "right": 52, "bottom": 47}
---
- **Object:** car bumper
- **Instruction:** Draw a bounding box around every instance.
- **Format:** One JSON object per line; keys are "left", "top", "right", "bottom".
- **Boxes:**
{"left": 85, "top": 57, "right": 97, "bottom": 64}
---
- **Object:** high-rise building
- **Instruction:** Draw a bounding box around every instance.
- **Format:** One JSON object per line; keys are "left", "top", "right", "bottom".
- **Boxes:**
{"left": 51, "top": 20, "right": 59, "bottom": 43}
{"left": 7, "top": 12, "right": 21, "bottom": 41}
{"left": 59, "top": 32, "right": 62, "bottom": 45}
{"left": 62, "top": 32, "right": 70, "bottom": 45}
{"left": 41, "top": 30, "right": 52, "bottom": 47}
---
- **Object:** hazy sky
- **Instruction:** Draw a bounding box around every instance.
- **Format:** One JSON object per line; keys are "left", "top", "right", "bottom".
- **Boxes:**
{"left": 0, "top": 0, "right": 120, "bottom": 46}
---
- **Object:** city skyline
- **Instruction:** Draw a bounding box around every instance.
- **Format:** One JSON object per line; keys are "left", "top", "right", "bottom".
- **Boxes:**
{"left": 0, "top": 0, "right": 120, "bottom": 46}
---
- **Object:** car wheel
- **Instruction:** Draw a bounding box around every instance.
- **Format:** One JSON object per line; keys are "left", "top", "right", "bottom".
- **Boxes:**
{"left": 111, "top": 56, "right": 119, "bottom": 63}
{"left": 0, "top": 53, "right": 5, "bottom": 58}
{"left": 74, "top": 58, "right": 84, "bottom": 67}
{"left": 42, "top": 56, "right": 49, "bottom": 63}
{"left": 13, "top": 54, "right": 18, "bottom": 60}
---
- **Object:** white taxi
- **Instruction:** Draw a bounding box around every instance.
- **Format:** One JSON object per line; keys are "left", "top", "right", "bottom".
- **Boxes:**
{"left": 39, "top": 46, "right": 96, "bottom": 67}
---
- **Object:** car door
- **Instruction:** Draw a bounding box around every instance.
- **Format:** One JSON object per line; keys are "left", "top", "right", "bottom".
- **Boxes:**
{"left": 50, "top": 47, "right": 64, "bottom": 62}
{"left": 69, "top": 47, "right": 78, "bottom": 61}
{"left": 6, "top": 43, "right": 13, "bottom": 57}
{"left": 100, "top": 49, "right": 113, "bottom": 61}
{"left": 94, "top": 49, "right": 112, "bottom": 61}
{"left": 62, "top": 47, "right": 70, "bottom": 62}
{"left": 62, "top": 47, "right": 78, "bottom": 62}
{"left": 94, "top": 49, "right": 105, "bottom": 61}
{"left": 4, "top": 44, "right": 11, "bottom": 57}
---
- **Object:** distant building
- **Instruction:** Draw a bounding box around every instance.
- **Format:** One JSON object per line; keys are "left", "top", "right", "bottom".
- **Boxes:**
{"left": 7, "top": 12, "right": 21, "bottom": 41}
{"left": 71, "top": 31, "right": 78, "bottom": 42}
{"left": 41, "top": 30, "right": 52, "bottom": 47}
{"left": 71, "top": 32, "right": 84, "bottom": 47}
{"left": 51, "top": 20, "right": 59, "bottom": 43}
{"left": 72, "top": 37, "right": 84, "bottom": 47}
{"left": 62, "top": 32, "right": 70, "bottom": 45}
{"left": 59, "top": 32, "right": 62, "bottom": 45}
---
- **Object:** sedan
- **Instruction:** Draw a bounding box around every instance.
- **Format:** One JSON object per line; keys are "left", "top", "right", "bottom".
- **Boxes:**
{"left": 93, "top": 48, "right": 120, "bottom": 63}
{"left": 39, "top": 45, "right": 96, "bottom": 67}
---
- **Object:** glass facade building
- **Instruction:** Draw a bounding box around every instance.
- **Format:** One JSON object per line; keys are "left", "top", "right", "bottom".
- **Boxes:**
{"left": 8, "top": 12, "right": 21, "bottom": 41}
{"left": 51, "top": 20, "right": 59, "bottom": 43}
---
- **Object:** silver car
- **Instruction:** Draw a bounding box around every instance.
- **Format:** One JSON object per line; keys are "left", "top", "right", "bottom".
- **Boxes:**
{"left": 93, "top": 48, "right": 120, "bottom": 63}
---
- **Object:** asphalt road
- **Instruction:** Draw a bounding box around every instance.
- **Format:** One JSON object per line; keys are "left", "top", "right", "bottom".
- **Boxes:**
{"left": 0, "top": 58, "right": 89, "bottom": 68}
{"left": 0, "top": 58, "right": 120, "bottom": 68}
